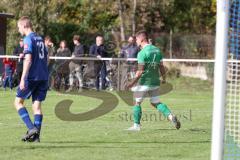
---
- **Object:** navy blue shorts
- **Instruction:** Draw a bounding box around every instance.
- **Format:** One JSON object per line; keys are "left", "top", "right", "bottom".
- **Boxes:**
{"left": 16, "top": 80, "right": 48, "bottom": 102}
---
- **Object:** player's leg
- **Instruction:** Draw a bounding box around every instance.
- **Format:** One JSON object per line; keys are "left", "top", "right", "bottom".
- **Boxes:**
{"left": 126, "top": 102, "right": 142, "bottom": 131}
{"left": 149, "top": 89, "right": 181, "bottom": 129}
{"left": 151, "top": 102, "right": 181, "bottom": 129}
{"left": 32, "top": 101, "right": 43, "bottom": 129}
{"left": 31, "top": 100, "right": 43, "bottom": 142}
{"left": 14, "top": 97, "right": 35, "bottom": 130}
{"left": 15, "top": 98, "right": 39, "bottom": 142}
{"left": 30, "top": 80, "right": 48, "bottom": 142}
{"left": 126, "top": 87, "right": 146, "bottom": 131}
{"left": 15, "top": 81, "right": 39, "bottom": 141}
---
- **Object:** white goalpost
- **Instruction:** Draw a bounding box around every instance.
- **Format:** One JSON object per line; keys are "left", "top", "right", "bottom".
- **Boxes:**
{"left": 211, "top": 0, "right": 230, "bottom": 159}
{"left": 212, "top": 0, "right": 240, "bottom": 159}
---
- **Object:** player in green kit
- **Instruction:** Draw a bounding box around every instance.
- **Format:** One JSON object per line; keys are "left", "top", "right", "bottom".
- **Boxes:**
{"left": 126, "top": 30, "right": 181, "bottom": 131}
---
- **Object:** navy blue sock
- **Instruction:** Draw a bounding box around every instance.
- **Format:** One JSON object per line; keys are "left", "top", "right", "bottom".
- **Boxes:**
{"left": 34, "top": 114, "right": 43, "bottom": 132}
{"left": 18, "top": 108, "right": 34, "bottom": 130}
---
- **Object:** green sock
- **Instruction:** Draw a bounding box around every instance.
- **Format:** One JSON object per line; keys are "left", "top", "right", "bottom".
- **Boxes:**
{"left": 156, "top": 103, "right": 171, "bottom": 117}
{"left": 133, "top": 105, "right": 142, "bottom": 124}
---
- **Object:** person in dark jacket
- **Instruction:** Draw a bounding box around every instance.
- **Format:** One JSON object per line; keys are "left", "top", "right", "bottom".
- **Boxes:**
{"left": 44, "top": 36, "right": 56, "bottom": 89}
{"left": 55, "top": 40, "right": 71, "bottom": 91}
{"left": 67, "top": 35, "right": 84, "bottom": 92}
{"left": 89, "top": 36, "right": 108, "bottom": 90}
{"left": 120, "top": 36, "right": 139, "bottom": 59}
{"left": 13, "top": 38, "right": 24, "bottom": 84}
{"left": 119, "top": 36, "right": 139, "bottom": 90}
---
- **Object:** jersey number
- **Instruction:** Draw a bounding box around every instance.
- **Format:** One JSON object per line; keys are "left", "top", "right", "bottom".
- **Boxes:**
{"left": 37, "top": 41, "right": 45, "bottom": 59}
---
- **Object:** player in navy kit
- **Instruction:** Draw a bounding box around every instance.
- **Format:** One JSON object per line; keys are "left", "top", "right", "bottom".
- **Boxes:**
{"left": 14, "top": 16, "right": 48, "bottom": 142}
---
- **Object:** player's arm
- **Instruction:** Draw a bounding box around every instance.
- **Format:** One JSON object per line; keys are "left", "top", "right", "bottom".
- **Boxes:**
{"left": 126, "top": 64, "right": 144, "bottom": 89}
{"left": 159, "top": 61, "right": 166, "bottom": 83}
{"left": 20, "top": 54, "right": 32, "bottom": 90}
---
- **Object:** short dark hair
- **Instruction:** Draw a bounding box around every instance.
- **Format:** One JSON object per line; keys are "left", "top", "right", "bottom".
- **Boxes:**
{"left": 136, "top": 30, "right": 149, "bottom": 41}
{"left": 73, "top": 35, "right": 80, "bottom": 41}
{"left": 45, "top": 35, "right": 51, "bottom": 41}
{"left": 60, "top": 40, "right": 67, "bottom": 47}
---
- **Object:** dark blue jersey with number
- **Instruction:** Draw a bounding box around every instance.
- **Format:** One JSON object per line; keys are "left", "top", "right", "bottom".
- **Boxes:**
{"left": 23, "top": 32, "right": 48, "bottom": 81}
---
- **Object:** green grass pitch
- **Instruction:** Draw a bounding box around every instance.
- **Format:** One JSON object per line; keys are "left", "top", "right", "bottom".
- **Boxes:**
{"left": 0, "top": 77, "right": 212, "bottom": 160}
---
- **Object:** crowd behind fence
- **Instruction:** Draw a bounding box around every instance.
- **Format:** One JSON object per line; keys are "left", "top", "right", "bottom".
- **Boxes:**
{"left": 0, "top": 55, "right": 221, "bottom": 92}
{"left": 0, "top": 32, "right": 217, "bottom": 93}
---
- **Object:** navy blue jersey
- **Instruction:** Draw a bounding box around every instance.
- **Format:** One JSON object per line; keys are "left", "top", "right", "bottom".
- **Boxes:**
{"left": 23, "top": 32, "right": 48, "bottom": 81}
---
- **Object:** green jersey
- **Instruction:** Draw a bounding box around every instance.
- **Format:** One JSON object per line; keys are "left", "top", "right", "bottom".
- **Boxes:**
{"left": 137, "top": 44, "right": 163, "bottom": 86}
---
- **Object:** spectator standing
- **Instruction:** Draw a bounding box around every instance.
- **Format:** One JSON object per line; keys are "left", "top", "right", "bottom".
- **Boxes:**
{"left": 120, "top": 36, "right": 139, "bottom": 90}
{"left": 89, "top": 36, "right": 108, "bottom": 91}
{"left": 44, "top": 36, "right": 56, "bottom": 89}
{"left": 13, "top": 38, "right": 24, "bottom": 84}
{"left": 55, "top": 40, "right": 71, "bottom": 91}
{"left": 2, "top": 58, "right": 15, "bottom": 90}
{"left": 67, "top": 35, "right": 85, "bottom": 92}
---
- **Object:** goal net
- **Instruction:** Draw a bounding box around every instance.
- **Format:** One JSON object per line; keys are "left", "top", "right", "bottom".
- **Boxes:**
{"left": 224, "top": 0, "right": 240, "bottom": 159}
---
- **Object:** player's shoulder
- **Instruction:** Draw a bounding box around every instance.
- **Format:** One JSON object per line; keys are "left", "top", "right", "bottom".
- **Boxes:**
{"left": 24, "top": 32, "right": 38, "bottom": 43}
{"left": 148, "top": 44, "right": 160, "bottom": 50}
{"left": 23, "top": 34, "right": 33, "bottom": 51}
{"left": 150, "top": 45, "right": 162, "bottom": 55}
{"left": 25, "top": 32, "right": 42, "bottom": 43}
{"left": 23, "top": 34, "right": 31, "bottom": 43}
{"left": 32, "top": 33, "right": 44, "bottom": 41}
{"left": 137, "top": 48, "right": 145, "bottom": 57}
